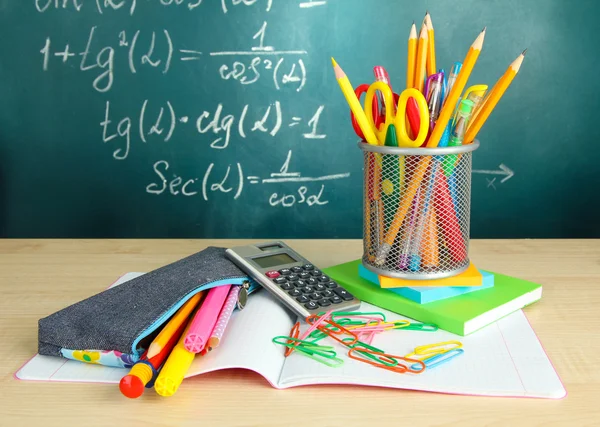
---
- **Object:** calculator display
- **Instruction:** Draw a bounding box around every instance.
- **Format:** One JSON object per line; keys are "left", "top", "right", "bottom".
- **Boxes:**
{"left": 253, "top": 253, "right": 296, "bottom": 268}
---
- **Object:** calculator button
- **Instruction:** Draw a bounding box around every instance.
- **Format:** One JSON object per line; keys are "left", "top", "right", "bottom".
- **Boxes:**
{"left": 317, "top": 275, "right": 330, "bottom": 282}
{"left": 306, "top": 277, "right": 318, "bottom": 285}
{"left": 295, "top": 279, "right": 306, "bottom": 287}
{"left": 280, "top": 282, "right": 293, "bottom": 290}
{"left": 296, "top": 295, "right": 309, "bottom": 303}
{"left": 299, "top": 272, "right": 311, "bottom": 280}
{"left": 330, "top": 295, "right": 343, "bottom": 304}
{"left": 287, "top": 274, "right": 299, "bottom": 282}
{"left": 325, "top": 281, "right": 338, "bottom": 289}
{"left": 274, "top": 277, "right": 287, "bottom": 284}
{"left": 288, "top": 288, "right": 301, "bottom": 297}
{"left": 304, "top": 301, "right": 319, "bottom": 310}
{"left": 321, "top": 290, "right": 333, "bottom": 298}
{"left": 309, "top": 292, "right": 322, "bottom": 300}
{"left": 291, "top": 266, "right": 303, "bottom": 273}
{"left": 314, "top": 283, "right": 326, "bottom": 292}
{"left": 279, "top": 268, "right": 292, "bottom": 276}
{"left": 303, "top": 264, "right": 314, "bottom": 270}
{"left": 266, "top": 271, "right": 280, "bottom": 279}
{"left": 333, "top": 288, "right": 354, "bottom": 301}
{"left": 300, "top": 286, "right": 313, "bottom": 294}
{"left": 318, "top": 299, "right": 331, "bottom": 307}
{"left": 310, "top": 269, "right": 322, "bottom": 277}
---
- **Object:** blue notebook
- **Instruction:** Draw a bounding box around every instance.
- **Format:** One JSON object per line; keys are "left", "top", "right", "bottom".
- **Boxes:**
{"left": 358, "top": 264, "right": 495, "bottom": 304}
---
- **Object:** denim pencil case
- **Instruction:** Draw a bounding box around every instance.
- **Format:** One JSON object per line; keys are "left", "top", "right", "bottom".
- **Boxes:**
{"left": 38, "top": 247, "right": 256, "bottom": 368}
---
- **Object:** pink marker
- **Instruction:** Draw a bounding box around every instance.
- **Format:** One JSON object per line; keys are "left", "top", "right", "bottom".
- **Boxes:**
{"left": 184, "top": 285, "right": 231, "bottom": 353}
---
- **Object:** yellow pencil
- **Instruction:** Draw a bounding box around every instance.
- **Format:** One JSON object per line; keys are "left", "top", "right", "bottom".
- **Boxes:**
{"left": 154, "top": 307, "right": 199, "bottom": 397}
{"left": 426, "top": 28, "right": 486, "bottom": 147}
{"left": 406, "top": 22, "right": 417, "bottom": 89}
{"left": 424, "top": 12, "right": 437, "bottom": 76}
{"left": 332, "top": 57, "right": 378, "bottom": 145}
{"left": 147, "top": 291, "right": 204, "bottom": 359}
{"left": 414, "top": 24, "right": 429, "bottom": 93}
{"left": 465, "top": 50, "right": 526, "bottom": 144}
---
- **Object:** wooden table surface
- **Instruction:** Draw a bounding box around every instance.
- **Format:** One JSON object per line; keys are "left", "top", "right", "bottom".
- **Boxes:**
{"left": 1, "top": 239, "right": 599, "bottom": 426}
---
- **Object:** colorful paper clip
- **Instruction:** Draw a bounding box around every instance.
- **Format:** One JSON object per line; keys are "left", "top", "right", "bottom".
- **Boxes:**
{"left": 348, "top": 346, "right": 426, "bottom": 374}
{"left": 400, "top": 323, "right": 438, "bottom": 332}
{"left": 405, "top": 340, "right": 463, "bottom": 359}
{"left": 411, "top": 348, "right": 464, "bottom": 370}
{"left": 272, "top": 336, "right": 343, "bottom": 368}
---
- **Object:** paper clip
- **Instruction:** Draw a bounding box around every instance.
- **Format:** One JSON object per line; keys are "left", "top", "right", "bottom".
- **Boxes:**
{"left": 346, "top": 340, "right": 398, "bottom": 367}
{"left": 295, "top": 345, "right": 344, "bottom": 368}
{"left": 330, "top": 311, "right": 387, "bottom": 322}
{"left": 348, "top": 346, "right": 426, "bottom": 374}
{"left": 284, "top": 322, "right": 300, "bottom": 357}
{"left": 405, "top": 340, "right": 462, "bottom": 359}
{"left": 273, "top": 336, "right": 344, "bottom": 368}
{"left": 411, "top": 348, "right": 464, "bottom": 371}
{"left": 400, "top": 323, "right": 438, "bottom": 332}
{"left": 306, "top": 316, "right": 359, "bottom": 347}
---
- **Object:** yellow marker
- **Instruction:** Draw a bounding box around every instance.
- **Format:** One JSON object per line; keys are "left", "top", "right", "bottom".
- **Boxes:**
{"left": 154, "top": 308, "right": 199, "bottom": 397}
{"left": 331, "top": 58, "right": 379, "bottom": 145}
{"left": 426, "top": 29, "right": 486, "bottom": 147}
{"left": 414, "top": 24, "right": 429, "bottom": 92}
{"left": 424, "top": 12, "right": 437, "bottom": 76}
{"left": 406, "top": 22, "right": 417, "bottom": 89}
{"left": 465, "top": 50, "right": 526, "bottom": 144}
{"left": 147, "top": 292, "right": 204, "bottom": 359}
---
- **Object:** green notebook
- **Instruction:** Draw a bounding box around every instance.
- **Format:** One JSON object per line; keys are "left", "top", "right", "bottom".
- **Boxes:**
{"left": 323, "top": 260, "right": 542, "bottom": 336}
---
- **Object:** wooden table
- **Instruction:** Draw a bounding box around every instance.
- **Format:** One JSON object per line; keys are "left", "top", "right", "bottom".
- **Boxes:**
{"left": 1, "top": 239, "right": 599, "bottom": 426}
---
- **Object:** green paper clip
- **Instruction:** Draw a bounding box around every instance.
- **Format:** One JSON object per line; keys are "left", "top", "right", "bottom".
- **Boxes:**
{"left": 273, "top": 335, "right": 343, "bottom": 368}
{"left": 330, "top": 311, "right": 387, "bottom": 322}
{"left": 295, "top": 345, "right": 344, "bottom": 368}
{"left": 401, "top": 323, "right": 438, "bottom": 332}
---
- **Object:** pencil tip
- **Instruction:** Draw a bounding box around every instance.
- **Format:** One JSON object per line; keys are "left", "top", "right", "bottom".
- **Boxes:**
{"left": 522, "top": 48, "right": 528, "bottom": 56}
{"left": 331, "top": 57, "right": 337, "bottom": 68}
{"left": 425, "top": 10, "right": 429, "bottom": 15}
{"left": 482, "top": 26, "right": 487, "bottom": 33}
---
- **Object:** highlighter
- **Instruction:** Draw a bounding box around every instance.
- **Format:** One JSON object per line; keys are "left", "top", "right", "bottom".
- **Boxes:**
{"left": 154, "top": 308, "right": 199, "bottom": 397}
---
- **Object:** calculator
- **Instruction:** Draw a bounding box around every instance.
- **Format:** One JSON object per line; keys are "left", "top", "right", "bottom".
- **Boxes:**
{"left": 226, "top": 241, "right": 361, "bottom": 318}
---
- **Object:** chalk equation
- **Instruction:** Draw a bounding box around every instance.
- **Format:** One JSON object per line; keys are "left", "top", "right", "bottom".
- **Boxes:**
{"left": 35, "top": 0, "right": 327, "bottom": 15}
{"left": 40, "top": 23, "right": 307, "bottom": 93}
{"left": 146, "top": 150, "right": 349, "bottom": 207}
{"left": 101, "top": 100, "right": 326, "bottom": 159}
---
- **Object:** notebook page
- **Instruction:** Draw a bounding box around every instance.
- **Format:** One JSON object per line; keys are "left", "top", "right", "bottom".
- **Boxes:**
{"left": 16, "top": 274, "right": 295, "bottom": 386}
{"left": 278, "top": 304, "right": 565, "bottom": 399}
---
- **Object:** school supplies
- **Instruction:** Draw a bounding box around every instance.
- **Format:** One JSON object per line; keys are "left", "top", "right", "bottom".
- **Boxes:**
{"left": 184, "top": 285, "right": 231, "bottom": 353}
{"left": 119, "top": 312, "right": 190, "bottom": 398}
{"left": 465, "top": 50, "right": 527, "bottom": 143}
{"left": 36, "top": 247, "right": 253, "bottom": 368}
{"left": 366, "top": 261, "right": 484, "bottom": 288}
{"left": 424, "top": 12, "right": 437, "bottom": 76}
{"left": 358, "top": 262, "right": 495, "bottom": 304}
{"left": 226, "top": 241, "right": 361, "bottom": 318}
{"left": 208, "top": 285, "right": 242, "bottom": 351}
{"left": 445, "top": 62, "right": 462, "bottom": 103}
{"left": 414, "top": 24, "right": 429, "bottom": 92}
{"left": 154, "top": 305, "right": 200, "bottom": 397}
{"left": 324, "top": 260, "right": 543, "bottom": 336}
{"left": 147, "top": 292, "right": 204, "bottom": 359}
{"left": 406, "top": 22, "right": 417, "bottom": 89}
{"left": 332, "top": 58, "right": 379, "bottom": 145}
{"left": 18, "top": 279, "right": 565, "bottom": 399}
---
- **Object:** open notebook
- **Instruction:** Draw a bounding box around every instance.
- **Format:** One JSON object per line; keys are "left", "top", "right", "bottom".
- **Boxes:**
{"left": 17, "top": 273, "right": 565, "bottom": 399}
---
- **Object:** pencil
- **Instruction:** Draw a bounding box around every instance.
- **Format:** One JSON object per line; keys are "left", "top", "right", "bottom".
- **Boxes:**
{"left": 147, "top": 291, "right": 204, "bottom": 359}
{"left": 414, "top": 24, "right": 429, "bottom": 93}
{"left": 332, "top": 58, "right": 379, "bottom": 145}
{"left": 465, "top": 50, "right": 526, "bottom": 143}
{"left": 424, "top": 12, "right": 437, "bottom": 76}
{"left": 406, "top": 22, "right": 417, "bottom": 89}
{"left": 207, "top": 285, "right": 240, "bottom": 351}
{"left": 426, "top": 28, "right": 486, "bottom": 147}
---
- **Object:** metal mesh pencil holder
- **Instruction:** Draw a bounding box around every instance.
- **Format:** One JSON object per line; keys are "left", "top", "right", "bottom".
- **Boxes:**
{"left": 359, "top": 141, "right": 479, "bottom": 280}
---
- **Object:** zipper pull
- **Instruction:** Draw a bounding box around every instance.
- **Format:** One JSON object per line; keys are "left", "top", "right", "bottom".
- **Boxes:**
{"left": 237, "top": 281, "right": 250, "bottom": 310}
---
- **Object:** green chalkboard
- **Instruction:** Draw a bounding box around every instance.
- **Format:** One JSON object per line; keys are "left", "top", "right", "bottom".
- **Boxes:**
{"left": 0, "top": 0, "right": 599, "bottom": 238}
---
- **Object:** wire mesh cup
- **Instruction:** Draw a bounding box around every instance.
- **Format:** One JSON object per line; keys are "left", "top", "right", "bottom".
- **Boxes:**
{"left": 359, "top": 141, "right": 479, "bottom": 280}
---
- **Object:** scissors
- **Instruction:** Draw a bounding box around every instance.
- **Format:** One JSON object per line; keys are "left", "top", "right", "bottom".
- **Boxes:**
{"left": 364, "top": 82, "right": 430, "bottom": 146}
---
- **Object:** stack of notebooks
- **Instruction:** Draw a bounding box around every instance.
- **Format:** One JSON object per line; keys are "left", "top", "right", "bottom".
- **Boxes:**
{"left": 323, "top": 261, "right": 542, "bottom": 336}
